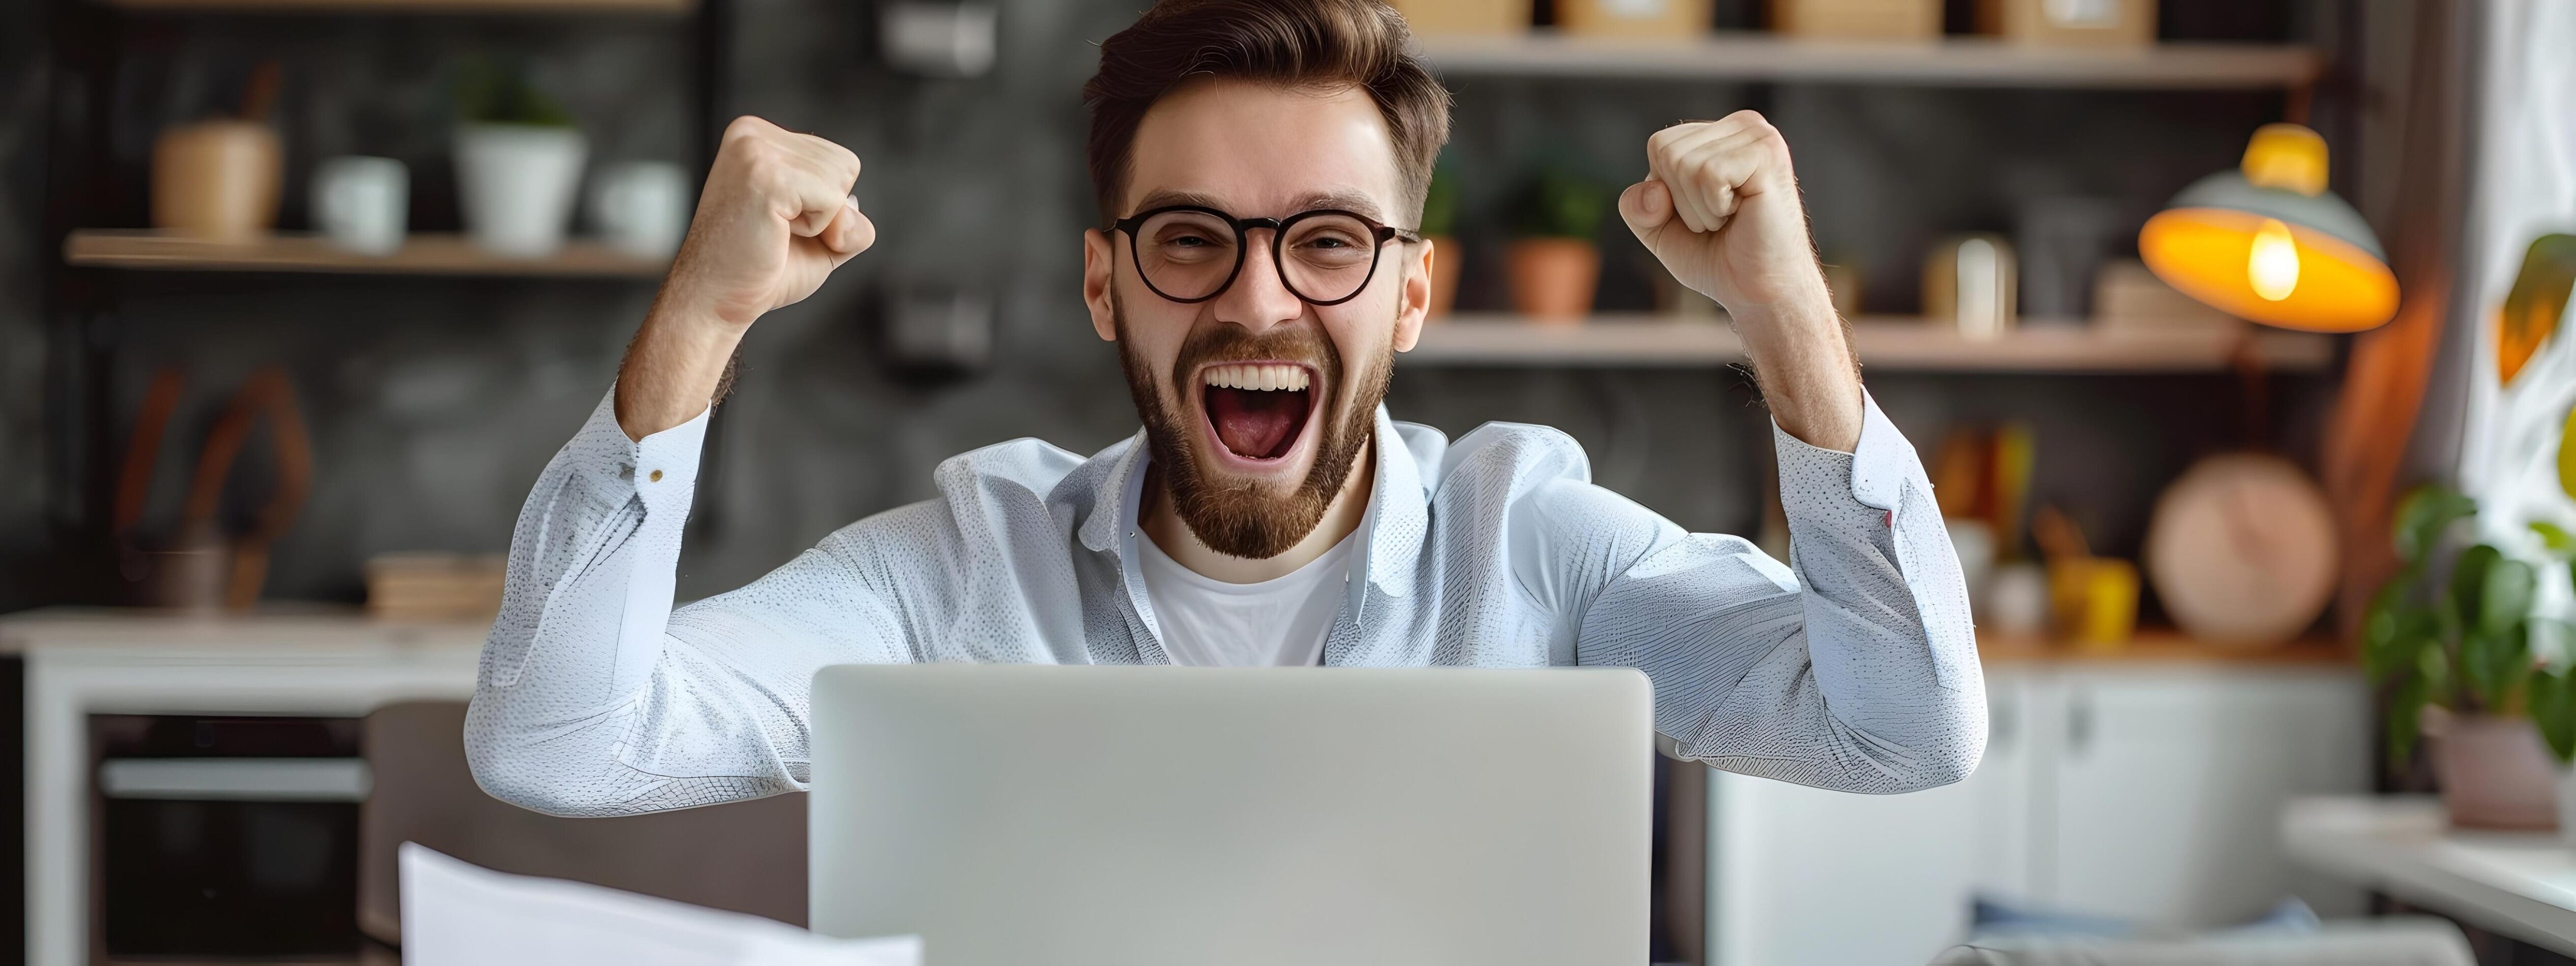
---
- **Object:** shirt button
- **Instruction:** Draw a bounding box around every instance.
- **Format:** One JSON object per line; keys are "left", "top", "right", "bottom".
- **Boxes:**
{"left": 650, "top": 469, "right": 664, "bottom": 482}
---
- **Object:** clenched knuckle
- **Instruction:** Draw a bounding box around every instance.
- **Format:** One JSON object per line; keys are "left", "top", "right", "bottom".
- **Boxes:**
{"left": 723, "top": 115, "right": 770, "bottom": 142}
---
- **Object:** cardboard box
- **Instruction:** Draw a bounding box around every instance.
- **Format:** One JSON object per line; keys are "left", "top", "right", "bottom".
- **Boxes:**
{"left": 1978, "top": 0, "right": 2153, "bottom": 47}
{"left": 1390, "top": 0, "right": 1532, "bottom": 36}
{"left": 1769, "top": 0, "right": 1939, "bottom": 40}
{"left": 1559, "top": 0, "right": 1712, "bottom": 38}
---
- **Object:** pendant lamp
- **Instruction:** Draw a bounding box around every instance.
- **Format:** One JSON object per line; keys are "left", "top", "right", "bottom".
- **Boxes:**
{"left": 2138, "top": 123, "right": 2399, "bottom": 332}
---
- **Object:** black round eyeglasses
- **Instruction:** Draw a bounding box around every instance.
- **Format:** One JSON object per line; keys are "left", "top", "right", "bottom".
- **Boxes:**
{"left": 1110, "top": 205, "right": 1421, "bottom": 307}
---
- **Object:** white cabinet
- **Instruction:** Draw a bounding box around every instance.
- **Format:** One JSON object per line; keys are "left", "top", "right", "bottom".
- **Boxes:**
{"left": 1706, "top": 662, "right": 2368, "bottom": 966}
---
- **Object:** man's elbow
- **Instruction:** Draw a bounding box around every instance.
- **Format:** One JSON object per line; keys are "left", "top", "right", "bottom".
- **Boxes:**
{"left": 461, "top": 711, "right": 605, "bottom": 818}
{"left": 1885, "top": 717, "right": 1987, "bottom": 792}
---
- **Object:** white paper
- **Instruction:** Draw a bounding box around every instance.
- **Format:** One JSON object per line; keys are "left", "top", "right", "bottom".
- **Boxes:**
{"left": 400, "top": 843, "right": 921, "bottom": 966}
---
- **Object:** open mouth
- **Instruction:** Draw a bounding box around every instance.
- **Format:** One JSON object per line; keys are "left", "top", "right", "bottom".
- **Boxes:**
{"left": 1200, "top": 362, "right": 1315, "bottom": 462}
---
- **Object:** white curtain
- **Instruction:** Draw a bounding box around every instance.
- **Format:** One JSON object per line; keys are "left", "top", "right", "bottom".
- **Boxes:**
{"left": 2459, "top": 1, "right": 2576, "bottom": 630}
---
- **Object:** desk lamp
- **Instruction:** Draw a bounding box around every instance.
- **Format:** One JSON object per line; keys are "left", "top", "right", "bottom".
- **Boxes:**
{"left": 2139, "top": 123, "right": 2400, "bottom": 332}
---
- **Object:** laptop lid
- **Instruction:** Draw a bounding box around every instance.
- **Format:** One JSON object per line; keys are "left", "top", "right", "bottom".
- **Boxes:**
{"left": 808, "top": 664, "right": 1651, "bottom": 965}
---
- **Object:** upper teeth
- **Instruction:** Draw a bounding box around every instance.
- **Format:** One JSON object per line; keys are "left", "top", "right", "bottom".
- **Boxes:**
{"left": 1203, "top": 363, "right": 1309, "bottom": 391}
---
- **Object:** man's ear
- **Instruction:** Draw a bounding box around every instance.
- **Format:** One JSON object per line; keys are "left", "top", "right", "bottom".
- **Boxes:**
{"left": 1083, "top": 229, "right": 1118, "bottom": 342}
{"left": 1391, "top": 237, "right": 1432, "bottom": 353}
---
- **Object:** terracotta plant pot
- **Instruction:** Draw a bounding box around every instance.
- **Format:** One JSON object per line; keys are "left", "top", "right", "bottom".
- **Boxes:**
{"left": 1507, "top": 237, "right": 1600, "bottom": 324}
{"left": 2431, "top": 712, "right": 2561, "bottom": 830}
{"left": 1425, "top": 235, "right": 1463, "bottom": 319}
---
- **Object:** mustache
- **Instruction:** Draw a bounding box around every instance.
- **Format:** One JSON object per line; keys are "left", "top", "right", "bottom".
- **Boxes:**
{"left": 1167, "top": 322, "right": 1344, "bottom": 394}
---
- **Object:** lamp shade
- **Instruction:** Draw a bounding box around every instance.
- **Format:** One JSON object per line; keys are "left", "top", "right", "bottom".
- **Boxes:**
{"left": 2139, "top": 124, "right": 2399, "bottom": 332}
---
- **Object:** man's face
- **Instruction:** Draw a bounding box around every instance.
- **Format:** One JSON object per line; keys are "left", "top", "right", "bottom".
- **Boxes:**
{"left": 1083, "top": 80, "right": 1431, "bottom": 559}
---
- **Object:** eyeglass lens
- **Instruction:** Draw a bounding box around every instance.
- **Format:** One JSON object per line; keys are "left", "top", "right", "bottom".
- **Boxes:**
{"left": 1132, "top": 210, "right": 1381, "bottom": 304}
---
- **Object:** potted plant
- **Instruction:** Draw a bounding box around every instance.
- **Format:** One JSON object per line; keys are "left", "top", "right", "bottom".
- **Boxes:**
{"left": 2515, "top": 522, "right": 2576, "bottom": 841}
{"left": 1420, "top": 164, "right": 1460, "bottom": 319}
{"left": 2368, "top": 486, "right": 2567, "bottom": 829}
{"left": 1506, "top": 165, "right": 1606, "bottom": 324}
{"left": 453, "top": 59, "right": 586, "bottom": 258}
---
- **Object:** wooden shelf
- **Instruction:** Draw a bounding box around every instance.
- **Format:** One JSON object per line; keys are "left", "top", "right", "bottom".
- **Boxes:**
{"left": 1401, "top": 314, "right": 2334, "bottom": 373}
{"left": 95, "top": 0, "right": 691, "bottom": 12}
{"left": 1416, "top": 34, "right": 2322, "bottom": 88}
{"left": 64, "top": 230, "right": 667, "bottom": 278}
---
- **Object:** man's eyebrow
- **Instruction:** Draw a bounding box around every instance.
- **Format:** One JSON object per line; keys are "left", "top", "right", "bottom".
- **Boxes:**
{"left": 1289, "top": 191, "right": 1386, "bottom": 221}
{"left": 1124, "top": 189, "right": 1390, "bottom": 222}
{"left": 1128, "top": 189, "right": 1230, "bottom": 214}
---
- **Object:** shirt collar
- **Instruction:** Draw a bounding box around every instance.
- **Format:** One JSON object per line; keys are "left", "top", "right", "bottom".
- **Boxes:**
{"left": 1073, "top": 405, "right": 1433, "bottom": 621}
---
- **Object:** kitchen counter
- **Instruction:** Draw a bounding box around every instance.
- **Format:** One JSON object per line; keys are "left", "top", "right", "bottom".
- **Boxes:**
{"left": 1, "top": 606, "right": 488, "bottom": 966}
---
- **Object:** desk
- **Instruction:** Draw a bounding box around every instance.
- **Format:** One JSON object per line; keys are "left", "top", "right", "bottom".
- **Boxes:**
{"left": 1, "top": 607, "right": 486, "bottom": 966}
{"left": 2283, "top": 795, "right": 2576, "bottom": 957}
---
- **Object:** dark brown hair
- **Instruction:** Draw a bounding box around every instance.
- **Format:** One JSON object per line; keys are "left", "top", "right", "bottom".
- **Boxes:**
{"left": 1082, "top": 0, "right": 1452, "bottom": 229}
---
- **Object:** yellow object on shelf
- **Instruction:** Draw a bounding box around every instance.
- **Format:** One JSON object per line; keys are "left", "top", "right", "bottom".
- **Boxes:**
{"left": 2140, "top": 123, "right": 2398, "bottom": 333}
{"left": 1558, "top": 0, "right": 1710, "bottom": 38}
{"left": 1770, "top": 0, "right": 1939, "bottom": 39}
{"left": 1390, "top": 0, "right": 1531, "bottom": 35}
{"left": 2050, "top": 557, "right": 2140, "bottom": 652}
{"left": 1977, "top": 0, "right": 2152, "bottom": 47}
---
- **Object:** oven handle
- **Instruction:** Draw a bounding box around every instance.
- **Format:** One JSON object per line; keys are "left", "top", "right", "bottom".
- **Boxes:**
{"left": 98, "top": 758, "right": 374, "bottom": 802}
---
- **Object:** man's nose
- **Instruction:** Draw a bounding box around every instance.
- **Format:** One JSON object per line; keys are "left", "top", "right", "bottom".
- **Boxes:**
{"left": 1211, "top": 229, "right": 1304, "bottom": 334}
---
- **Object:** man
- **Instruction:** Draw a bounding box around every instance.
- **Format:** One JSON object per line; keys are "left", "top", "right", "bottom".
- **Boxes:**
{"left": 466, "top": 0, "right": 1981, "bottom": 816}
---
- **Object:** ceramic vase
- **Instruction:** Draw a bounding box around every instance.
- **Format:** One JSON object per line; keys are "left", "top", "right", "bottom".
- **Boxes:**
{"left": 455, "top": 122, "right": 588, "bottom": 258}
{"left": 2431, "top": 712, "right": 2561, "bottom": 831}
{"left": 1506, "top": 237, "right": 1600, "bottom": 324}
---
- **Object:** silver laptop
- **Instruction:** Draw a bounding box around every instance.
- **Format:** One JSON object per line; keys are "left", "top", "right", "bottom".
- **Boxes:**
{"left": 808, "top": 664, "right": 1652, "bottom": 965}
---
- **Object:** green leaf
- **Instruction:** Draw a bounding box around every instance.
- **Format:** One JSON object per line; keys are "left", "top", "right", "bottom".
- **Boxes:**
{"left": 2482, "top": 557, "right": 2539, "bottom": 637}
{"left": 2453, "top": 544, "right": 2504, "bottom": 628}
{"left": 1512, "top": 166, "right": 1608, "bottom": 239}
{"left": 2461, "top": 625, "right": 2532, "bottom": 712}
{"left": 2394, "top": 486, "right": 2476, "bottom": 564}
{"left": 2388, "top": 672, "right": 2433, "bottom": 766}
{"left": 2532, "top": 667, "right": 2576, "bottom": 765}
{"left": 2533, "top": 521, "right": 2576, "bottom": 557}
{"left": 2365, "top": 602, "right": 2437, "bottom": 684}
{"left": 1419, "top": 164, "right": 1459, "bottom": 237}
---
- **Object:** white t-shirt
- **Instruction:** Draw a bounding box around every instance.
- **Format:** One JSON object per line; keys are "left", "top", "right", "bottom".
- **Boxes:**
{"left": 1136, "top": 532, "right": 1356, "bottom": 666}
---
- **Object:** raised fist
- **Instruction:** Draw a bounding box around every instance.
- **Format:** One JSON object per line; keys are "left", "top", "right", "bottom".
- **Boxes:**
{"left": 657, "top": 115, "right": 876, "bottom": 331}
{"left": 1620, "top": 110, "right": 1831, "bottom": 315}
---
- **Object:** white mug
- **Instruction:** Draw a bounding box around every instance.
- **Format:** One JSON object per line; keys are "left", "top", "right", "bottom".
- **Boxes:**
{"left": 311, "top": 155, "right": 408, "bottom": 256}
{"left": 588, "top": 161, "right": 690, "bottom": 260}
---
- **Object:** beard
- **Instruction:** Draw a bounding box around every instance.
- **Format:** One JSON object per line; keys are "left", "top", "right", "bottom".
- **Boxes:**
{"left": 1114, "top": 295, "right": 1394, "bottom": 560}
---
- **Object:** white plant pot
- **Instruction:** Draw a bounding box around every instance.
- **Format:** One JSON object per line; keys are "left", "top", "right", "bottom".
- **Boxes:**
{"left": 2561, "top": 765, "right": 2576, "bottom": 848}
{"left": 455, "top": 123, "right": 587, "bottom": 258}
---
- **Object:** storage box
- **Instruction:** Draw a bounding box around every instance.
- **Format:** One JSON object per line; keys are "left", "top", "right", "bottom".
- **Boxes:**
{"left": 1977, "top": 0, "right": 2153, "bottom": 47}
{"left": 1389, "top": 0, "right": 1532, "bottom": 36}
{"left": 1769, "top": 0, "right": 1939, "bottom": 40}
{"left": 1559, "top": 0, "right": 1712, "bottom": 39}
{"left": 2092, "top": 258, "right": 2242, "bottom": 331}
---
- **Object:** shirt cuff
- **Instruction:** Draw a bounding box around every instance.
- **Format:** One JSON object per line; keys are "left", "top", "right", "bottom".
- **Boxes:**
{"left": 568, "top": 387, "right": 710, "bottom": 517}
{"left": 1772, "top": 390, "right": 1918, "bottom": 517}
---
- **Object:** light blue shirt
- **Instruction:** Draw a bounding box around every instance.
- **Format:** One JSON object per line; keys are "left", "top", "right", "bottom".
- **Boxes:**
{"left": 465, "top": 387, "right": 1985, "bottom": 816}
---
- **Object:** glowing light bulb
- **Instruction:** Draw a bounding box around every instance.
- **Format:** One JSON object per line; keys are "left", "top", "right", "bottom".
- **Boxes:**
{"left": 2248, "top": 218, "right": 2300, "bottom": 301}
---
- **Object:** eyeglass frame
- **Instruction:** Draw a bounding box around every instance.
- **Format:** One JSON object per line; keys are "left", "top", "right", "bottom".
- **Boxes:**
{"left": 1109, "top": 204, "right": 1423, "bottom": 307}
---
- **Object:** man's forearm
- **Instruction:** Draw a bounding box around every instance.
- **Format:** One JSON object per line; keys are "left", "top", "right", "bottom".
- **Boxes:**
{"left": 614, "top": 306, "right": 745, "bottom": 441}
{"left": 1735, "top": 281, "right": 1864, "bottom": 453}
